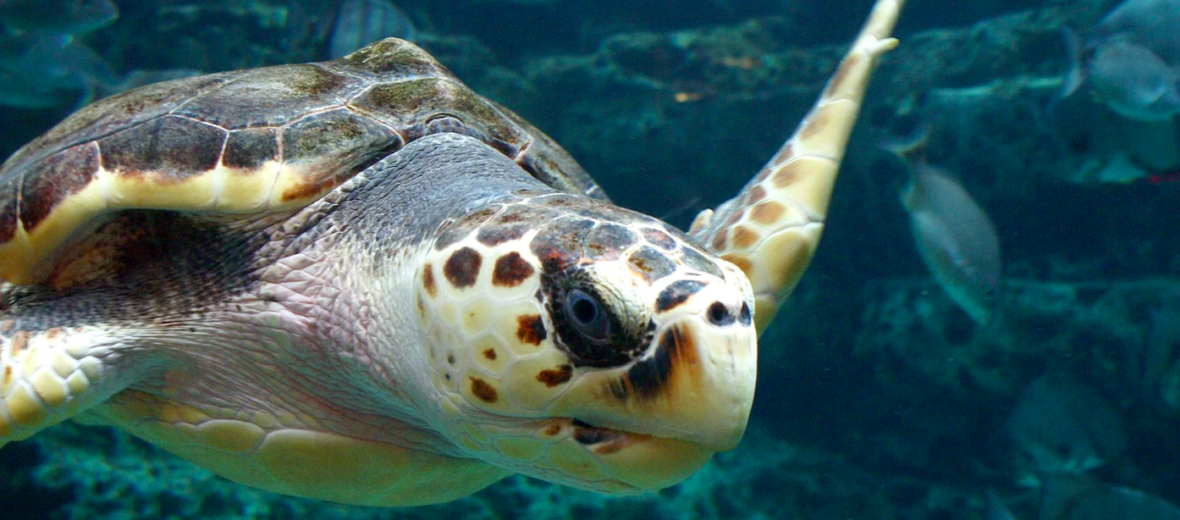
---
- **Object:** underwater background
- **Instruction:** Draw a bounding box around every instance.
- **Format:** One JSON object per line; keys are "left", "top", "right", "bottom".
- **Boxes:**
{"left": 2, "top": 0, "right": 1180, "bottom": 518}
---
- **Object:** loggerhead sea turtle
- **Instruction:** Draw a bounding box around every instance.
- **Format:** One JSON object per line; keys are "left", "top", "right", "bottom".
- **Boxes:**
{"left": 0, "top": 0, "right": 904, "bottom": 506}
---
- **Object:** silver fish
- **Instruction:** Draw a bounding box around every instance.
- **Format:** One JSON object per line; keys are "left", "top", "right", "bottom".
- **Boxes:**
{"left": 1064, "top": 0, "right": 1180, "bottom": 121}
{"left": 1098, "top": 0, "right": 1180, "bottom": 62}
{"left": 0, "top": 32, "right": 200, "bottom": 110}
{"left": 0, "top": 32, "right": 116, "bottom": 109}
{"left": 899, "top": 159, "right": 1002, "bottom": 324}
{"left": 0, "top": 0, "right": 118, "bottom": 35}
{"left": 1133, "top": 301, "right": 1180, "bottom": 410}
{"left": 1041, "top": 473, "right": 1180, "bottom": 520}
{"left": 329, "top": 0, "right": 417, "bottom": 59}
{"left": 884, "top": 131, "right": 1003, "bottom": 325}
{"left": 1006, "top": 373, "right": 1126, "bottom": 474}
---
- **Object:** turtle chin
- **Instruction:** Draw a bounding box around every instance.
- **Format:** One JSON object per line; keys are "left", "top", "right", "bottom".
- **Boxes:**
{"left": 528, "top": 417, "right": 718, "bottom": 493}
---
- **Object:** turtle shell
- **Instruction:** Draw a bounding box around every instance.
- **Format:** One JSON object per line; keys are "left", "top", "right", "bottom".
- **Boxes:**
{"left": 0, "top": 38, "right": 603, "bottom": 285}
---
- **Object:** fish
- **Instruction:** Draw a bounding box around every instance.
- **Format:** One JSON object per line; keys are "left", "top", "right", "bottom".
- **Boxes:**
{"left": 1097, "top": 0, "right": 1180, "bottom": 62}
{"left": 0, "top": 0, "right": 118, "bottom": 35}
{"left": 0, "top": 31, "right": 117, "bottom": 109}
{"left": 0, "top": 32, "right": 200, "bottom": 110}
{"left": 1005, "top": 373, "right": 1127, "bottom": 475}
{"left": 1065, "top": 31, "right": 1180, "bottom": 121}
{"left": 986, "top": 477, "right": 1180, "bottom": 520}
{"left": 328, "top": 0, "right": 417, "bottom": 59}
{"left": 1040, "top": 473, "right": 1180, "bottom": 520}
{"left": 885, "top": 131, "right": 1002, "bottom": 325}
{"left": 1131, "top": 302, "right": 1180, "bottom": 410}
{"left": 1063, "top": 0, "right": 1180, "bottom": 121}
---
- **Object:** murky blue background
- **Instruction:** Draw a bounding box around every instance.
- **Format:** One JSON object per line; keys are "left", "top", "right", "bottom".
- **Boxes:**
{"left": 2, "top": 0, "right": 1179, "bottom": 518}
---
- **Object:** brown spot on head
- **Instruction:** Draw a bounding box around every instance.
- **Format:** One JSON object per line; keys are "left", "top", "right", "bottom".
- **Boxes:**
{"left": 477, "top": 224, "right": 528, "bottom": 247}
{"left": 44, "top": 327, "right": 63, "bottom": 340}
{"left": 422, "top": 263, "right": 437, "bottom": 297}
{"left": 3, "top": 365, "right": 10, "bottom": 388}
{"left": 611, "top": 325, "right": 699, "bottom": 401}
{"left": 530, "top": 218, "right": 594, "bottom": 273}
{"left": 495, "top": 205, "right": 532, "bottom": 224}
{"left": 516, "top": 314, "right": 547, "bottom": 345}
{"left": 771, "top": 161, "right": 803, "bottom": 189}
{"left": 492, "top": 252, "right": 535, "bottom": 287}
{"left": 444, "top": 247, "right": 482, "bottom": 288}
{"left": 627, "top": 246, "right": 676, "bottom": 282}
{"left": 655, "top": 280, "right": 707, "bottom": 312}
{"left": 536, "top": 365, "right": 573, "bottom": 387}
{"left": 10, "top": 331, "right": 28, "bottom": 356}
{"left": 435, "top": 207, "right": 501, "bottom": 251}
{"left": 483, "top": 348, "right": 497, "bottom": 360}
{"left": 0, "top": 321, "right": 12, "bottom": 333}
{"left": 751, "top": 201, "right": 787, "bottom": 225}
{"left": 583, "top": 224, "right": 636, "bottom": 260}
{"left": 470, "top": 377, "right": 498, "bottom": 403}
{"left": 680, "top": 246, "right": 724, "bottom": 278}
{"left": 641, "top": 228, "right": 677, "bottom": 251}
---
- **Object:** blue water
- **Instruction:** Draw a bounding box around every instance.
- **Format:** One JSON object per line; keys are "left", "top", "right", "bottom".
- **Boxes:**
{"left": 2, "top": 1, "right": 1180, "bottom": 519}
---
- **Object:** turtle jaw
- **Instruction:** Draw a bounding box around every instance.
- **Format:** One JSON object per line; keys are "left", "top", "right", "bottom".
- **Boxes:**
{"left": 529, "top": 417, "right": 717, "bottom": 493}
{"left": 551, "top": 312, "right": 757, "bottom": 454}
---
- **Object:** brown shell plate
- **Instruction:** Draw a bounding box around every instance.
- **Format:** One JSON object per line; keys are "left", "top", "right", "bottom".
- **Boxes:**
{"left": 0, "top": 38, "right": 603, "bottom": 285}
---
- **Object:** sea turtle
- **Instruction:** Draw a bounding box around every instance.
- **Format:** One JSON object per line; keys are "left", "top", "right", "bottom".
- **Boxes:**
{"left": 0, "top": 0, "right": 903, "bottom": 507}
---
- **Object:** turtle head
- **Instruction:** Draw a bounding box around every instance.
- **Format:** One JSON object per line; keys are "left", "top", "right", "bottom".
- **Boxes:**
{"left": 415, "top": 192, "right": 756, "bottom": 493}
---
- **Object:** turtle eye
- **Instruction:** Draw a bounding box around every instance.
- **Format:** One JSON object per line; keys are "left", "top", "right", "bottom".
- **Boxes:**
{"left": 564, "top": 289, "right": 610, "bottom": 342}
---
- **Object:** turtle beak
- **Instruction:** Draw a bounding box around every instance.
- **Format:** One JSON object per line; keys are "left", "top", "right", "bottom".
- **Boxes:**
{"left": 552, "top": 281, "right": 758, "bottom": 453}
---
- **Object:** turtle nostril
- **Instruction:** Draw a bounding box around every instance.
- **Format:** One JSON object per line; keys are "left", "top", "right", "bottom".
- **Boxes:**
{"left": 707, "top": 301, "right": 735, "bottom": 326}
{"left": 739, "top": 302, "right": 752, "bottom": 326}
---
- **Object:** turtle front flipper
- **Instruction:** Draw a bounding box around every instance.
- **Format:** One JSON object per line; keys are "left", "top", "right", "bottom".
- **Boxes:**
{"left": 692, "top": 0, "right": 905, "bottom": 333}
{"left": 0, "top": 312, "right": 152, "bottom": 446}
